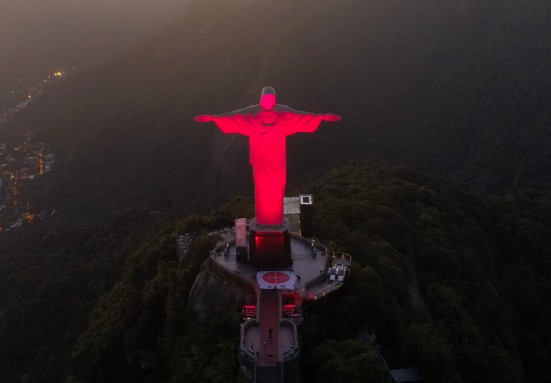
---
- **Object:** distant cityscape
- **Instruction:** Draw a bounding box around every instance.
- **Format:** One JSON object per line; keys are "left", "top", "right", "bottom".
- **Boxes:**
{"left": 0, "top": 71, "right": 65, "bottom": 232}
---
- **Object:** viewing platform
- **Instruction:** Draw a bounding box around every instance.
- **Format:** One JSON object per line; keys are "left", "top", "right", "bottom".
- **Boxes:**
{"left": 207, "top": 222, "right": 351, "bottom": 383}
{"left": 239, "top": 297, "right": 299, "bottom": 366}
{"left": 209, "top": 227, "right": 351, "bottom": 300}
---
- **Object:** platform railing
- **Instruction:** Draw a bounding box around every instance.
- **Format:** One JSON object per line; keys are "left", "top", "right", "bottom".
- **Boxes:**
{"left": 281, "top": 319, "right": 300, "bottom": 362}
{"left": 330, "top": 251, "right": 353, "bottom": 264}
{"left": 240, "top": 319, "right": 258, "bottom": 360}
{"left": 299, "top": 281, "right": 345, "bottom": 300}
{"left": 207, "top": 254, "right": 251, "bottom": 289}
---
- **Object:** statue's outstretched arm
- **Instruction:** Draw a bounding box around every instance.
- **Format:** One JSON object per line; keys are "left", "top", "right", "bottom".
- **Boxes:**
{"left": 286, "top": 107, "right": 341, "bottom": 121}
{"left": 279, "top": 105, "right": 341, "bottom": 135}
{"left": 194, "top": 105, "right": 258, "bottom": 121}
{"left": 194, "top": 114, "right": 214, "bottom": 122}
{"left": 193, "top": 105, "right": 257, "bottom": 135}
{"left": 321, "top": 114, "right": 342, "bottom": 122}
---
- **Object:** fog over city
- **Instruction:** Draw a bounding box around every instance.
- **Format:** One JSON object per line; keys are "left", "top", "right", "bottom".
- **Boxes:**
{"left": 0, "top": 0, "right": 187, "bottom": 94}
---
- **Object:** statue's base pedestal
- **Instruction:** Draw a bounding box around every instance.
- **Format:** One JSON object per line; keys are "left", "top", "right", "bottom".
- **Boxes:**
{"left": 248, "top": 219, "right": 292, "bottom": 269}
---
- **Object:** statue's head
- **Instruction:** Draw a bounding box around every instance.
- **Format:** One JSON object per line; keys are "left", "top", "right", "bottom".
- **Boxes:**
{"left": 260, "top": 86, "right": 276, "bottom": 110}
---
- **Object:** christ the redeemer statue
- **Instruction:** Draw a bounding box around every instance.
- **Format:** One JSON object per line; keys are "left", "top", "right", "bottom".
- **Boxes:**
{"left": 194, "top": 86, "right": 341, "bottom": 227}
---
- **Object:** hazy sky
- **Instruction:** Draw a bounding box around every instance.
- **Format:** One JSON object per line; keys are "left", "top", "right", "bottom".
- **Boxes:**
{"left": 0, "top": 0, "right": 188, "bottom": 88}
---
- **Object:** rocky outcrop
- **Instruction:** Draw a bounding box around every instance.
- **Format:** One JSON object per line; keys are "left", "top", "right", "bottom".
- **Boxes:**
{"left": 187, "top": 259, "right": 256, "bottom": 313}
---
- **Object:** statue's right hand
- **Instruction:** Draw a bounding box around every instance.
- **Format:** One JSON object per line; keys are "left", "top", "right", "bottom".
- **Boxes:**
{"left": 323, "top": 114, "right": 342, "bottom": 122}
{"left": 194, "top": 115, "right": 214, "bottom": 122}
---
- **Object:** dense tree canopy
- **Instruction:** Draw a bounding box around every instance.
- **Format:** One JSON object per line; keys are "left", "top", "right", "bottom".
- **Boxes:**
{"left": 3, "top": 162, "right": 549, "bottom": 382}
{"left": 1, "top": 1, "right": 550, "bottom": 381}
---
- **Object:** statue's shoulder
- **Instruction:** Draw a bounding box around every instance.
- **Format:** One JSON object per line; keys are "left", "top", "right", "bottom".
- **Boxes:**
{"left": 273, "top": 104, "right": 296, "bottom": 113}
{"left": 237, "top": 105, "right": 261, "bottom": 115}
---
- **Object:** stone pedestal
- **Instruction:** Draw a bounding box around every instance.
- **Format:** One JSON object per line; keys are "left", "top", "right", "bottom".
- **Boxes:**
{"left": 248, "top": 219, "right": 292, "bottom": 269}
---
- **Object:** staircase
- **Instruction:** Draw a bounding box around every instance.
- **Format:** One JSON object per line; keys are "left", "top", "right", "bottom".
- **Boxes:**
{"left": 255, "top": 365, "right": 282, "bottom": 383}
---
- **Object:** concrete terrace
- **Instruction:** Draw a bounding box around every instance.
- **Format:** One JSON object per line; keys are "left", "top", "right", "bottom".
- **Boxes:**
{"left": 242, "top": 319, "right": 298, "bottom": 363}
{"left": 210, "top": 233, "right": 341, "bottom": 299}
{"left": 209, "top": 226, "right": 350, "bottom": 382}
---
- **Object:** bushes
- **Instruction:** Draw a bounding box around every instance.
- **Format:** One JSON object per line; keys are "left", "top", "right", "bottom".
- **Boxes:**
{"left": 300, "top": 161, "right": 551, "bottom": 382}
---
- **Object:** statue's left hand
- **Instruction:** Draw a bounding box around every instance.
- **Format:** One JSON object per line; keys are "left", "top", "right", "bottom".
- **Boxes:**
{"left": 194, "top": 115, "right": 214, "bottom": 122}
{"left": 323, "top": 114, "right": 342, "bottom": 122}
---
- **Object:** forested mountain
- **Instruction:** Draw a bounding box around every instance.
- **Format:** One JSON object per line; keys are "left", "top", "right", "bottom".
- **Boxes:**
{"left": 1, "top": 1, "right": 551, "bottom": 381}
{"left": 1, "top": 162, "right": 549, "bottom": 382}
{"left": 2, "top": 0, "right": 550, "bottom": 224}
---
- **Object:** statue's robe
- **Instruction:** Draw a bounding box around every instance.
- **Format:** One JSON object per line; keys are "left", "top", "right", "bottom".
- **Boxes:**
{"left": 212, "top": 104, "right": 325, "bottom": 226}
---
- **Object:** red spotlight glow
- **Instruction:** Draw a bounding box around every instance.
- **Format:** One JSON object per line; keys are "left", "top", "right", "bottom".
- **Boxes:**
{"left": 195, "top": 87, "right": 340, "bottom": 227}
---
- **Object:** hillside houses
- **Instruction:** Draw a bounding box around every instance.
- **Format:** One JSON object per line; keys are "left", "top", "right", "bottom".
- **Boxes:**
{"left": 0, "top": 72, "right": 64, "bottom": 232}
{"left": 0, "top": 139, "right": 56, "bottom": 232}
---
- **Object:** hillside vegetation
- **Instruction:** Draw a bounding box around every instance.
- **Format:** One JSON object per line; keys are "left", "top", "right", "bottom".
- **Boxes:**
{"left": 0, "top": 204, "right": 176, "bottom": 383}
{"left": 1, "top": 0, "right": 550, "bottom": 381}
{"left": 301, "top": 162, "right": 551, "bottom": 383}
{"left": 2, "top": 162, "right": 549, "bottom": 382}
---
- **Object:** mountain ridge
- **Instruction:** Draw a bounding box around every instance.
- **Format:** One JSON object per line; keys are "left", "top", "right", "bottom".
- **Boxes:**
{"left": 2, "top": 161, "right": 548, "bottom": 382}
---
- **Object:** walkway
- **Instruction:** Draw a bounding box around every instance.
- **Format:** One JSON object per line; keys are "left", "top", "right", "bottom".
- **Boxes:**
{"left": 257, "top": 289, "right": 281, "bottom": 366}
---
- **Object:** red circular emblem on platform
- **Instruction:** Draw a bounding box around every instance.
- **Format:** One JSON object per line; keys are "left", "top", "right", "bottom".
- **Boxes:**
{"left": 262, "top": 271, "right": 290, "bottom": 284}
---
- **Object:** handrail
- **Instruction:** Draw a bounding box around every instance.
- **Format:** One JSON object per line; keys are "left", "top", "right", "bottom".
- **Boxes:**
{"left": 330, "top": 251, "right": 353, "bottom": 263}
{"left": 240, "top": 319, "right": 258, "bottom": 360}
{"left": 281, "top": 319, "right": 300, "bottom": 362}
{"left": 213, "top": 239, "right": 236, "bottom": 254}
{"left": 207, "top": 255, "right": 251, "bottom": 289}
{"left": 299, "top": 281, "right": 345, "bottom": 300}
{"left": 289, "top": 233, "right": 331, "bottom": 254}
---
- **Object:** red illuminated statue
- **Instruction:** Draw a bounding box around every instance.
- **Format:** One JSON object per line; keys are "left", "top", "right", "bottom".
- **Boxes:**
{"left": 195, "top": 86, "right": 341, "bottom": 226}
